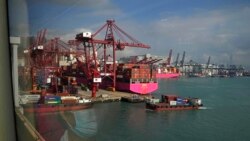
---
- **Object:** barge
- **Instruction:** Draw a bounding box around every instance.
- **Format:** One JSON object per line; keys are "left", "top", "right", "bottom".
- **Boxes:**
{"left": 146, "top": 95, "right": 203, "bottom": 111}
{"left": 20, "top": 95, "right": 92, "bottom": 113}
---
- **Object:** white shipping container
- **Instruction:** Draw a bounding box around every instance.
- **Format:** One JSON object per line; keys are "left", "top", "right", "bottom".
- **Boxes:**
{"left": 93, "top": 78, "right": 102, "bottom": 83}
{"left": 37, "top": 45, "right": 44, "bottom": 50}
{"left": 61, "top": 96, "right": 77, "bottom": 100}
{"left": 47, "top": 78, "right": 51, "bottom": 83}
{"left": 149, "top": 98, "right": 160, "bottom": 104}
{"left": 79, "top": 99, "right": 91, "bottom": 103}
{"left": 20, "top": 95, "right": 41, "bottom": 104}
{"left": 169, "top": 101, "right": 177, "bottom": 106}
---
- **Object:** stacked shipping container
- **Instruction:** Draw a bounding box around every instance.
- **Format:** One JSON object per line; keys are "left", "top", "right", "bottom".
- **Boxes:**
{"left": 116, "top": 63, "right": 156, "bottom": 82}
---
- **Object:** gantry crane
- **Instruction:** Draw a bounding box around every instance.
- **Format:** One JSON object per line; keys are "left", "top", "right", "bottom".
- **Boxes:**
{"left": 75, "top": 20, "right": 150, "bottom": 96}
{"left": 26, "top": 29, "right": 79, "bottom": 94}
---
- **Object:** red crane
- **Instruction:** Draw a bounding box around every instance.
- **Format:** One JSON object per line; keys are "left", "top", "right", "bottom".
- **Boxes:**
{"left": 26, "top": 29, "right": 80, "bottom": 94}
{"left": 75, "top": 20, "right": 150, "bottom": 96}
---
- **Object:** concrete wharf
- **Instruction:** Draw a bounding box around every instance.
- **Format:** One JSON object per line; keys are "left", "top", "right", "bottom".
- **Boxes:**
{"left": 78, "top": 89, "right": 152, "bottom": 103}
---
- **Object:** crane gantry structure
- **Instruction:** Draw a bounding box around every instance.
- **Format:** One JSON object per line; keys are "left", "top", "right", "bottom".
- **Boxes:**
{"left": 25, "top": 29, "right": 80, "bottom": 94}
{"left": 75, "top": 20, "right": 150, "bottom": 95}
{"left": 24, "top": 20, "right": 151, "bottom": 97}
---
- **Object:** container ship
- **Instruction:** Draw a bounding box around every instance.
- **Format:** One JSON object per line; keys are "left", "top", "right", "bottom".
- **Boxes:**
{"left": 155, "top": 49, "right": 181, "bottom": 79}
{"left": 156, "top": 66, "right": 180, "bottom": 78}
{"left": 146, "top": 95, "right": 203, "bottom": 111}
{"left": 115, "top": 63, "right": 158, "bottom": 95}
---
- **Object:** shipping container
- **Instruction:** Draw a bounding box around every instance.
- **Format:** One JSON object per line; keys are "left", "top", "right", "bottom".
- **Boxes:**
{"left": 44, "top": 95, "right": 61, "bottom": 101}
{"left": 169, "top": 101, "right": 177, "bottom": 106}
{"left": 61, "top": 99, "right": 78, "bottom": 104}
{"left": 44, "top": 100, "right": 61, "bottom": 104}
{"left": 162, "top": 95, "right": 177, "bottom": 102}
{"left": 147, "top": 98, "right": 160, "bottom": 104}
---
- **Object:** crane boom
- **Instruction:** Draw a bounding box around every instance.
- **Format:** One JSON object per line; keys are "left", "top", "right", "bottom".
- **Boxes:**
{"left": 206, "top": 56, "right": 211, "bottom": 69}
{"left": 175, "top": 53, "right": 179, "bottom": 67}
{"left": 90, "top": 20, "right": 150, "bottom": 49}
{"left": 166, "top": 49, "right": 172, "bottom": 65}
{"left": 180, "top": 51, "right": 185, "bottom": 67}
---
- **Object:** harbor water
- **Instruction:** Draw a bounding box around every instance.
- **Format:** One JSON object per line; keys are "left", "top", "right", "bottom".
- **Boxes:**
{"left": 26, "top": 77, "right": 250, "bottom": 141}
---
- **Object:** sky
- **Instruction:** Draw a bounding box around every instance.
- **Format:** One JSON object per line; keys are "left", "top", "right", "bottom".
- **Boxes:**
{"left": 8, "top": 0, "right": 250, "bottom": 69}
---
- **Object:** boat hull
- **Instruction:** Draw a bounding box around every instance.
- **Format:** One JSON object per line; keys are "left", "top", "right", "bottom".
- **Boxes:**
{"left": 156, "top": 73, "right": 180, "bottom": 78}
{"left": 21, "top": 103, "right": 93, "bottom": 113}
{"left": 116, "top": 82, "right": 158, "bottom": 95}
{"left": 146, "top": 103, "right": 202, "bottom": 111}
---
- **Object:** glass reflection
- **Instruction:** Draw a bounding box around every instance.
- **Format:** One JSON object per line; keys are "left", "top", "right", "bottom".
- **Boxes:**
{"left": 25, "top": 109, "right": 97, "bottom": 141}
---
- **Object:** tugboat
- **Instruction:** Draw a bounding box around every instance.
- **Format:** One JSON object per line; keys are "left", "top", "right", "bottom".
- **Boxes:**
{"left": 146, "top": 95, "right": 203, "bottom": 111}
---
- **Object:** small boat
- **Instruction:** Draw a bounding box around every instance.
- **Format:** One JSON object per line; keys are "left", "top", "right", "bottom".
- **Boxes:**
{"left": 146, "top": 95, "right": 203, "bottom": 111}
{"left": 20, "top": 95, "right": 93, "bottom": 113}
{"left": 121, "top": 94, "right": 145, "bottom": 103}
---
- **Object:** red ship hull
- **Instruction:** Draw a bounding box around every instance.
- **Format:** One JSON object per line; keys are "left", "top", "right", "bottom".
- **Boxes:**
{"left": 156, "top": 73, "right": 180, "bottom": 78}
{"left": 21, "top": 103, "right": 93, "bottom": 113}
{"left": 116, "top": 81, "right": 158, "bottom": 95}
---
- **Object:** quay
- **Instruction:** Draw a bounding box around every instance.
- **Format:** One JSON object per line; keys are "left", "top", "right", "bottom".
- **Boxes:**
{"left": 78, "top": 89, "right": 151, "bottom": 103}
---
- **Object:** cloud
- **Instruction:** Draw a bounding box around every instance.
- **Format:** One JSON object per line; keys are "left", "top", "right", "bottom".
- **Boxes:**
{"left": 10, "top": 0, "right": 250, "bottom": 69}
{"left": 24, "top": 0, "right": 123, "bottom": 33}
{"left": 28, "top": 0, "right": 122, "bottom": 17}
{"left": 55, "top": 28, "right": 93, "bottom": 41}
{"left": 134, "top": 7, "right": 250, "bottom": 67}
{"left": 50, "top": 6, "right": 250, "bottom": 68}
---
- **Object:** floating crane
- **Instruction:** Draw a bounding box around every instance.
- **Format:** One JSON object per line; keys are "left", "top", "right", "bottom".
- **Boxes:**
{"left": 75, "top": 20, "right": 150, "bottom": 97}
